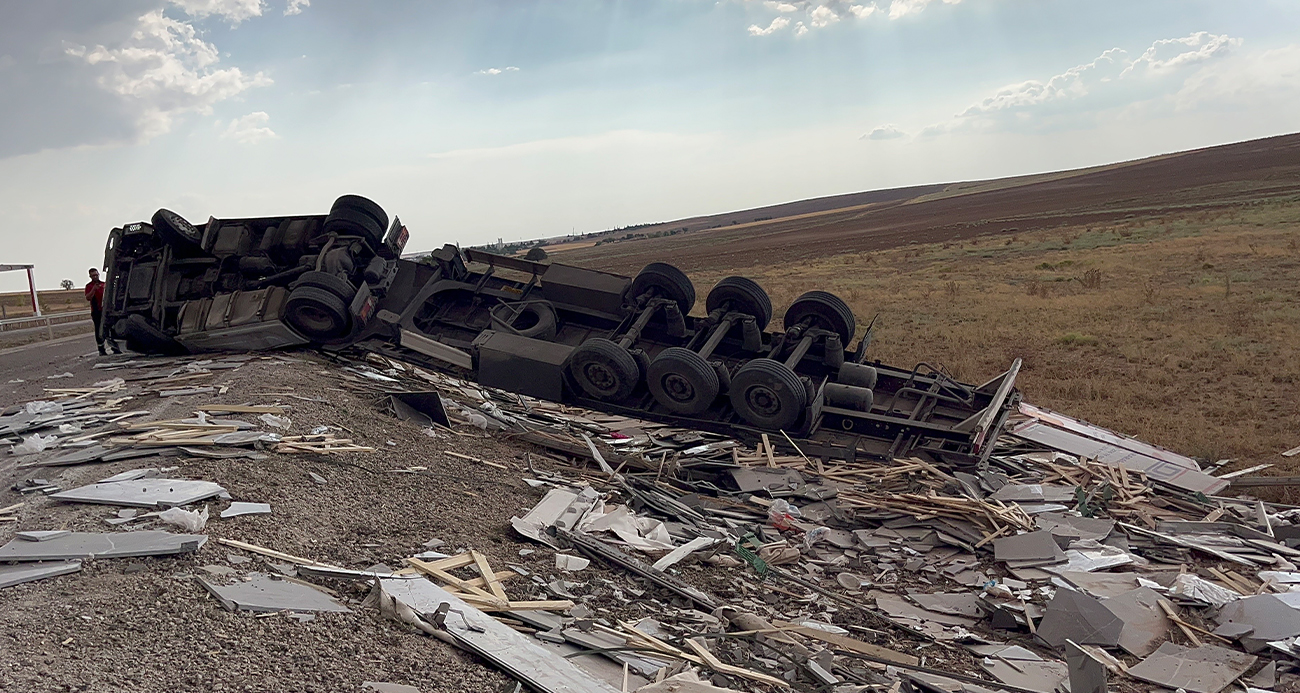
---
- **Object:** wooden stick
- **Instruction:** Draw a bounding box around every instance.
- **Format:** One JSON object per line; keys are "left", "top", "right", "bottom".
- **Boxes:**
{"left": 217, "top": 538, "right": 340, "bottom": 568}
{"left": 471, "top": 550, "right": 509, "bottom": 602}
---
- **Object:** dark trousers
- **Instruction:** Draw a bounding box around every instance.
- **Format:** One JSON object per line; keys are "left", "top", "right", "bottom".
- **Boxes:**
{"left": 91, "top": 308, "right": 105, "bottom": 351}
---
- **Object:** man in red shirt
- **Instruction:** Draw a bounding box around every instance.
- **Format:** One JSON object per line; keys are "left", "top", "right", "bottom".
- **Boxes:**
{"left": 85, "top": 268, "right": 120, "bottom": 355}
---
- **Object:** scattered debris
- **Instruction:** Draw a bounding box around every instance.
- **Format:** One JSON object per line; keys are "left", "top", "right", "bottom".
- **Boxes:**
{"left": 220, "top": 502, "right": 271, "bottom": 518}
{"left": 0, "top": 531, "right": 206, "bottom": 561}
{"left": 201, "top": 572, "right": 351, "bottom": 613}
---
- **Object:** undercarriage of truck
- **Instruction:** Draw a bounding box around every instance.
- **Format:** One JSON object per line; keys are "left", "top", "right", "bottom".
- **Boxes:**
{"left": 102, "top": 195, "right": 1022, "bottom": 467}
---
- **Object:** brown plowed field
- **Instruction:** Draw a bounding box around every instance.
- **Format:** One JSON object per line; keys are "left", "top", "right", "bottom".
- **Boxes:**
{"left": 559, "top": 132, "right": 1300, "bottom": 276}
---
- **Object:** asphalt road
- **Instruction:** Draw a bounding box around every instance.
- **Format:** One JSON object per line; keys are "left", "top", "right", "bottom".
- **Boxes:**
{"left": 0, "top": 333, "right": 102, "bottom": 405}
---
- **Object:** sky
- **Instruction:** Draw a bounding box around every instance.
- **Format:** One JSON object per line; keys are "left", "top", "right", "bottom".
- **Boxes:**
{"left": 2, "top": 0, "right": 1299, "bottom": 292}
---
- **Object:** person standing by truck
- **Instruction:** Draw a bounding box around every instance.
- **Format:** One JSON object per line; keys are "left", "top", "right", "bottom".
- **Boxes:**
{"left": 85, "top": 268, "right": 120, "bottom": 355}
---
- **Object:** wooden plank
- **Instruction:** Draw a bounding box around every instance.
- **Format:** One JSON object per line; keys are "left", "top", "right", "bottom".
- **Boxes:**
{"left": 445, "top": 451, "right": 509, "bottom": 470}
{"left": 404, "top": 557, "right": 507, "bottom": 608}
{"left": 217, "top": 538, "right": 340, "bottom": 568}
{"left": 773, "top": 622, "right": 919, "bottom": 666}
{"left": 685, "top": 638, "right": 790, "bottom": 688}
{"left": 199, "top": 404, "right": 287, "bottom": 414}
{"left": 761, "top": 433, "right": 775, "bottom": 468}
{"left": 472, "top": 550, "right": 509, "bottom": 602}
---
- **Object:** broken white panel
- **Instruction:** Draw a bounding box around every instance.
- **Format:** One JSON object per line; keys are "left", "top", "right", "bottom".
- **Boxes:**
{"left": 15, "top": 530, "right": 71, "bottom": 542}
{"left": 579, "top": 505, "right": 676, "bottom": 552}
{"left": 201, "top": 572, "right": 351, "bottom": 613}
{"left": 97, "top": 468, "right": 161, "bottom": 484}
{"left": 379, "top": 577, "right": 621, "bottom": 693}
{"left": 652, "top": 537, "right": 719, "bottom": 572}
{"left": 1018, "top": 403, "right": 1200, "bottom": 469}
{"left": 1008, "top": 407, "right": 1227, "bottom": 495}
{"left": 0, "top": 531, "right": 207, "bottom": 561}
{"left": 511, "top": 486, "right": 601, "bottom": 548}
{"left": 51, "top": 479, "right": 226, "bottom": 508}
{"left": 221, "top": 502, "right": 271, "bottom": 519}
{"left": 0, "top": 560, "right": 82, "bottom": 589}
{"left": 555, "top": 554, "right": 590, "bottom": 572}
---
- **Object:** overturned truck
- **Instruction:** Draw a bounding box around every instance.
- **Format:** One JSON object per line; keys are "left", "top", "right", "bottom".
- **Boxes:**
{"left": 102, "top": 195, "right": 1021, "bottom": 466}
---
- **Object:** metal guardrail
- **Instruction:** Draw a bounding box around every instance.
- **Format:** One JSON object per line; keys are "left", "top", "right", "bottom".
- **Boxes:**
{"left": 0, "top": 310, "right": 92, "bottom": 333}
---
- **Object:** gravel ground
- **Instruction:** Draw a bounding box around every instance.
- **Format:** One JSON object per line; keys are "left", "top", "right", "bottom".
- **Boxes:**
{"left": 0, "top": 352, "right": 554, "bottom": 693}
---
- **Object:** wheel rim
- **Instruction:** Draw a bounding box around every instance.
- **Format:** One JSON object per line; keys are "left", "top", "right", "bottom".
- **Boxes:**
{"left": 582, "top": 362, "right": 619, "bottom": 394}
{"left": 661, "top": 373, "right": 697, "bottom": 404}
{"left": 745, "top": 383, "right": 784, "bottom": 418}
{"left": 292, "top": 305, "right": 341, "bottom": 335}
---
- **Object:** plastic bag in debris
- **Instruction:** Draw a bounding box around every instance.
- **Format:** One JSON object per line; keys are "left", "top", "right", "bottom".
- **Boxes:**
{"left": 24, "top": 401, "right": 63, "bottom": 416}
{"left": 58, "top": 423, "right": 83, "bottom": 434}
{"left": 258, "top": 413, "right": 292, "bottom": 429}
{"left": 92, "top": 378, "right": 125, "bottom": 389}
{"left": 804, "top": 526, "right": 830, "bottom": 548}
{"left": 11, "top": 433, "right": 56, "bottom": 455}
{"left": 1169, "top": 572, "right": 1240, "bottom": 608}
{"left": 158, "top": 506, "right": 208, "bottom": 532}
{"left": 767, "top": 499, "right": 801, "bottom": 530}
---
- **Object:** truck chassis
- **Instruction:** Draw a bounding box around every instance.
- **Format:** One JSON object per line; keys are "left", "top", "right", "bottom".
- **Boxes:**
{"left": 102, "top": 195, "right": 1021, "bottom": 466}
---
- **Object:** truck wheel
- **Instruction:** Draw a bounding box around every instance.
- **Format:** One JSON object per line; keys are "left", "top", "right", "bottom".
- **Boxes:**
{"left": 323, "top": 206, "right": 385, "bottom": 247}
{"left": 783, "top": 290, "right": 855, "bottom": 344}
{"left": 566, "top": 338, "right": 640, "bottom": 401}
{"left": 293, "top": 270, "right": 358, "bottom": 303}
{"left": 630, "top": 262, "right": 695, "bottom": 314}
{"left": 648, "top": 348, "right": 719, "bottom": 416}
{"left": 285, "top": 285, "right": 352, "bottom": 341}
{"left": 705, "top": 276, "right": 772, "bottom": 329}
{"left": 331, "top": 195, "right": 389, "bottom": 232}
{"left": 151, "top": 209, "right": 203, "bottom": 248}
{"left": 729, "top": 358, "right": 808, "bottom": 430}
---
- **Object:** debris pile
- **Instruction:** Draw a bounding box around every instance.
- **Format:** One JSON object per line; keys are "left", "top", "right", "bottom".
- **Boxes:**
{"left": 3, "top": 349, "right": 1300, "bottom": 693}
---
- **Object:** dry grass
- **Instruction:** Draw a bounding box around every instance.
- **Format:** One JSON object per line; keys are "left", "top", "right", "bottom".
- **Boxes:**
{"left": 0, "top": 290, "right": 86, "bottom": 319}
{"left": 679, "top": 199, "right": 1300, "bottom": 482}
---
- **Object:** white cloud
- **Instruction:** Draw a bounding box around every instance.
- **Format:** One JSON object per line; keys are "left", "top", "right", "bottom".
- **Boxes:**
{"left": 809, "top": 5, "right": 840, "bottom": 27}
{"left": 888, "top": 0, "right": 961, "bottom": 20}
{"left": 922, "top": 32, "right": 1243, "bottom": 136}
{"left": 863, "top": 124, "right": 905, "bottom": 140}
{"left": 66, "top": 11, "right": 271, "bottom": 142}
{"left": 167, "top": 0, "right": 265, "bottom": 24}
{"left": 474, "top": 66, "right": 521, "bottom": 76}
{"left": 748, "top": 17, "right": 791, "bottom": 36}
{"left": 743, "top": 0, "right": 954, "bottom": 37}
{"left": 284, "top": 0, "right": 309, "bottom": 16}
{"left": 222, "top": 111, "right": 276, "bottom": 143}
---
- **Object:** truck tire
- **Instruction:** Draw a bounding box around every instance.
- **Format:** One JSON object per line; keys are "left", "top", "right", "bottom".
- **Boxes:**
{"left": 783, "top": 290, "right": 855, "bottom": 344}
{"left": 630, "top": 262, "right": 695, "bottom": 315}
{"left": 566, "top": 338, "right": 640, "bottom": 402}
{"left": 729, "top": 358, "right": 807, "bottom": 431}
{"left": 115, "top": 314, "right": 186, "bottom": 355}
{"left": 284, "top": 285, "right": 352, "bottom": 341}
{"left": 293, "top": 270, "right": 357, "bottom": 303}
{"left": 705, "top": 276, "right": 772, "bottom": 329}
{"left": 151, "top": 209, "right": 203, "bottom": 248}
{"left": 323, "top": 206, "right": 385, "bottom": 247}
{"left": 648, "top": 348, "right": 719, "bottom": 416}
{"left": 331, "top": 195, "right": 389, "bottom": 233}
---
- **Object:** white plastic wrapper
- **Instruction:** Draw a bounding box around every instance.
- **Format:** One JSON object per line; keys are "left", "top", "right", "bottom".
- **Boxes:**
{"left": 157, "top": 506, "right": 209, "bottom": 532}
{"left": 24, "top": 401, "right": 63, "bottom": 415}
{"left": 258, "top": 413, "right": 292, "bottom": 429}
{"left": 11, "top": 433, "right": 56, "bottom": 455}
